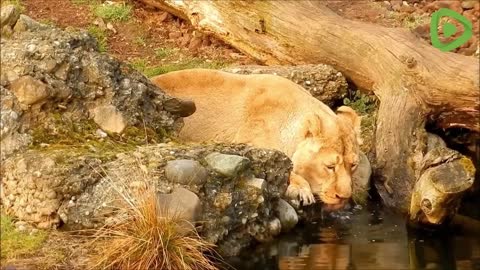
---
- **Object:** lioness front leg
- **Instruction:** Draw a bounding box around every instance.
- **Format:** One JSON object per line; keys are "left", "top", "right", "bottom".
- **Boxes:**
{"left": 286, "top": 172, "right": 315, "bottom": 205}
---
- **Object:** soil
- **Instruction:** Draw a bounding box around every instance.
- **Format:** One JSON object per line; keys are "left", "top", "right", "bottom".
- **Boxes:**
{"left": 21, "top": 0, "right": 479, "bottom": 71}
{"left": 22, "top": 0, "right": 257, "bottom": 72}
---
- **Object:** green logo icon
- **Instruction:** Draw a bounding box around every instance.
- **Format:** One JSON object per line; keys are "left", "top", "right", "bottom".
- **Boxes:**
{"left": 430, "top": 8, "right": 473, "bottom": 52}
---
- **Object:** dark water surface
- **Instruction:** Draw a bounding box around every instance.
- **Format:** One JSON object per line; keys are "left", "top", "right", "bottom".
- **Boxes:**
{"left": 226, "top": 201, "right": 480, "bottom": 270}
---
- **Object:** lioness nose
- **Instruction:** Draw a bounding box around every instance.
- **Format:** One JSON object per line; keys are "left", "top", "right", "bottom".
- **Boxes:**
{"left": 335, "top": 188, "right": 352, "bottom": 199}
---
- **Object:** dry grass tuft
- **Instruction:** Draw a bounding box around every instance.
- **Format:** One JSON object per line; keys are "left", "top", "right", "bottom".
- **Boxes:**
{"left": 84, "top": 181, "right": 218, "bottom": 270}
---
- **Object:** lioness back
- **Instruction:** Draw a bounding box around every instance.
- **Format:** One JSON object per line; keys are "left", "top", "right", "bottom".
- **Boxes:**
{"left": 151, "top": 69, "right": 337, "bottom": 156}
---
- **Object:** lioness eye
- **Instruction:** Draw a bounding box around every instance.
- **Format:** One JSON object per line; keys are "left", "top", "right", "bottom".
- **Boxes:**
{"left": 326, "top": 165, "right": 335, "bottom": 171}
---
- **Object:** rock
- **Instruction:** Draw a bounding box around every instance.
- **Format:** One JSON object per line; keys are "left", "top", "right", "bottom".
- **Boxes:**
{"left": 268, "top": 218, "right": 282, "bottom": 236}
{"left": 163, "top": 97, "right": 196, "bottom": 117}
{"left": 13, "top": 15, "right": 47, "bottom": 32}
{"left": 1, "top": 5, "right": 20, "bottom": 28}
{"left": 95, "top": 129, "right": 108, "bottom": 138}
{"left": 168, "top": 31, "right": 182, "bottom": 39}
{"left": 92, "top": 105, "right": 127, "bottom": 133}
{"left": 189, "top": 37, "right": 203, "bottom": 51}
{"left": 42, "top": 143, "right": 290, "bottom": 256}
{"left": 462, "top": 0, "right": 476, "bottom": 9}
{"left": 9, "top": 76, "right": 49, "bottom": 105}
{"left": 222, "top": 65, "right": 348, "bottom": 107}
{"left": 399, "top": 5, "right": 416, "bottom": 13}
{"left": 156, "top": 187, "right": 201, "bottom": 224}
{"left": 275, "top": 199, "right": 298, "bottom": 232}
{"left": 1, "top": 19, "right": 184, "bottom": 159}
{"left": 158, "top": 11, "right": 171, "bottom": 22}
{"left": 205, "top": 152, "right": 251, "bottom": 177}
{"left": 106, "top": 22, "right": 116, "bottom": 34}
{"left": 165, "top": 159, "right": 208, "bottom": 185}
{"left": 93, "top": 18, "right": 107, "bottom": 30}
{"left": 243, "top": 177, "right": 267, "bottom": 191}
{"left": 213, "top": 192, "right": 233, "bottom": 210}
{"left": 179, "top": 33, "right": 191, "bottom": 47}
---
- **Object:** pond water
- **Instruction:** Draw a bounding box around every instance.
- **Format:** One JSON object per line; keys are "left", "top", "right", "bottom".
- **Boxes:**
{"left": 226, "top": 200, "right": 480, "bottom": 270}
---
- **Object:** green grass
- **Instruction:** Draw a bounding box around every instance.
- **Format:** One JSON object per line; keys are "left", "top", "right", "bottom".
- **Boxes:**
{"left": 0, "top": 215, "right": 47, "bottom": 260}
{"left": 402, "top": 14, "right": 429, "bottom": 30}
{"left": 93, "top": 2, "right": 132, "bottom": 22}
{"left": 155, "top": 47, "right": 176, "bottom": 59}
{"left": 87, "top": 25, "right": 108, "bottom": 52}
{"left": 71, "top": 0, "right": 99, "bottom": 5}
{"left": 134, "top": 36, "right": 147, "bottom": 47}
{"left": 131, "top": 58, "right": 228, "bottom": 78}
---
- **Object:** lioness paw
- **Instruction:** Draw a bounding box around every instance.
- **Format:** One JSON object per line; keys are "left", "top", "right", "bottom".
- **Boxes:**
{"left": 286, "top": 184, "right": 315, "bottom": 205}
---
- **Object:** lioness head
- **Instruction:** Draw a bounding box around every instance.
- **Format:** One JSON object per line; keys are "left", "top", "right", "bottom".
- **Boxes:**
{"left": 292, "top": 106, "right": 362, "bottom": 205}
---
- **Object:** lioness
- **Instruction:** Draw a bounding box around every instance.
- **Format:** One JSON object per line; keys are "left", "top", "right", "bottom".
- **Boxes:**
{"left": 152, "top": 69, "right": 361, "bottom": 206}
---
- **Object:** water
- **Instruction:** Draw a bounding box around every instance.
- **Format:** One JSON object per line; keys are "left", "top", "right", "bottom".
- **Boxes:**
{"left": 227, "top": 201, "right": 480, "bottom": 270}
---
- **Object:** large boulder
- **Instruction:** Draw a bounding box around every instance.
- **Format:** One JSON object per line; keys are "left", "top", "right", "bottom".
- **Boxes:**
{"left": 0, "top": 8, "right": 189, "bottom": 161}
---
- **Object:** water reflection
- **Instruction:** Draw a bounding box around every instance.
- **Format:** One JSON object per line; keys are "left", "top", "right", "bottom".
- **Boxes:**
{"left": 227, "top": 202, "right": 480, "bottom": 270}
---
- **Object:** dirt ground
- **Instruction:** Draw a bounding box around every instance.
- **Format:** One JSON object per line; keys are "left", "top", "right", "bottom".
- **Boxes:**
{"left": 21, "top": 0, "right": 479, "bottom": 70}
{"left": 2, "top": 0, "right": 479, "bottom": 268}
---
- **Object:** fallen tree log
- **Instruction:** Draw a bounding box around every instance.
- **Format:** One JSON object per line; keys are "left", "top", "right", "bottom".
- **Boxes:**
{"left": 139, "top": 0, "right": 479, "bottom": 213}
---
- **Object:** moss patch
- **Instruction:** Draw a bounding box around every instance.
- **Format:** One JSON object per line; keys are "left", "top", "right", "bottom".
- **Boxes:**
{"left": 30, "top": 114, "right": 163, "bottom": 162}
{"left": 0, "top": 214, "right": 47, "bottom": 260}
{"left": 343, "top": 91, "right": 377, "bottom": 115}
{"left": 459, "top": 156, "right": 476, "bottom": 176}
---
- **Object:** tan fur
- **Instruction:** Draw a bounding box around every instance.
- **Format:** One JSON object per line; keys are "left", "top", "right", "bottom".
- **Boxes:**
{"left": 152, "top": 69, "right": 361, "bottom": 205}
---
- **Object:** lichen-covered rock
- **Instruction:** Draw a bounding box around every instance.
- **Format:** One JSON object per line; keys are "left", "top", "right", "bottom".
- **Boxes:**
{"left": 0, "top": 12, "right": 186, "bottom": 160}
{"left": 2, "top": 142, "right": 292, "bottom": 256}
{"left": 223, "top": 64, "right": 348, "bottom": 107}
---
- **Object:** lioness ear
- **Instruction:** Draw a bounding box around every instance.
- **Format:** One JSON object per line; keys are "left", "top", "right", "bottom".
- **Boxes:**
{"left": 301, "top": 113, "right": 323, "bottom": 139}
{"left": 336, "top": 106, "right": 362, "bottom": 144}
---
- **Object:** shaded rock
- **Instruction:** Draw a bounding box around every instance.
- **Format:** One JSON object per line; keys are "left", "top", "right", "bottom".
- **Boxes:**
{"left": 205, "top": 152, "right": 250, "bottom": 177}
{"left": 275, "top": 199, "right": 298, "bottom": 232}
{"left": 92, "top": 105, "right": 127, "bottom": 133}
{"left": 9, "top": 76, "right": 49, "bottom": 105}
{"left": 165, "top": 159, "right": 208, "bottom": 185}
{"left": 156, "top": 187, "right": 201, "bottom": 223}
{"left": 223, "top": 64, "right": 348, "bottom": 107}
